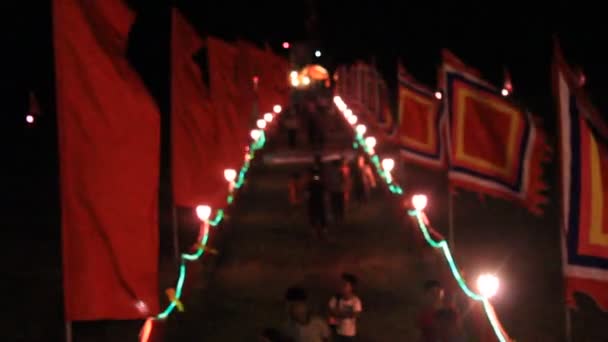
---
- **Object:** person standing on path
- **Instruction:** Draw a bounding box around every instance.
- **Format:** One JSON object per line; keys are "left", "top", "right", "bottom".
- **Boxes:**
{"left": 350, "top": 155, "right": 367, "bottom": 204}
{"left": 417, "top": 280, "right": 445, "bottom": 342}
{"left": 284, "top": 106, "right": 299, "bottom": 149}
{"left": 340, "top": 157, "right": 351, "bottom": 209}
{"left": 328, "top": 273, "right": 363, "bottom": 341}
{"left": 284, "top": 287, "right": 331, "bottom": 342}
{"left": 306, "top": 165, "right": 327, "bottom": 239}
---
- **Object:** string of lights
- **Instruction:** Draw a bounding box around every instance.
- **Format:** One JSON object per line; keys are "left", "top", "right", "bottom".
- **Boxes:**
{"left": 333, "top": 95, "right": 511, "bottom": 342}
{"left": 139, "top": 104, "right": 281, "bottom": 342}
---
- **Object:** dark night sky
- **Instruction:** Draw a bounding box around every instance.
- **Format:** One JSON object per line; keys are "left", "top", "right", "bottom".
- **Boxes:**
{"left": 3, "top": 1, "right": 608, "bottom": 235}
{"left": 6, "top": 1, "right": 608, "bottom": 127}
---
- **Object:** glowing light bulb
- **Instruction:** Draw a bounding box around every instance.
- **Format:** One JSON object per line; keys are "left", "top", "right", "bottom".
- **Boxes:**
{"left": 135, "top": 300, "right": 148, "bottom": 314}
{"left": 356, "top": 124, "right": 367, "bottom": 136}
{"left": 365, "top": 136, "right": 376, "bottom": 149}
{"left": 412, "top": 194, "right": 428, "bottom": 211}
{"left": 250, "top": 129, "right": 262, "bottom": 140}
{"left": 291, "top": 78, "right": 300, "bottom": 87}
{"left": 302, "top": 76, "right": 311, "bottom": 85}
{"left": 264, "top": 113, "right": 273, "bottom": 122}
{"left": 26, "top": 115, "right": 34, "bottom": 124}
{"left": 501, "top": 88, "right": 509, "bottom": 97}
{"left": 290, "top": 71, "right": 298, "bottom": 79}
{"left": 282, "top": 41, "right": 290, "bottom": 49}
{"left": 435, "top": 91, "right": 442, "bottom": 100}
{"left": 477, "top": 274, "right": 500, "bottom": 298}
{"left": 347, "top": 115, "right": 357, "bottom": 125}
{"left": 273, "top": 105, "right": 282, "bottom": 114}
{"left": 224, "top": 169, "right": 237, "bottom": 182}
{"left": 196, "top": 205, "right": 212, "bottom": 221}
{"left": 314, "top": 50, "right": 321, "bottom": 57}
{"left": 333, "top": 96, "right": 342, "bottom": 104}
{"left": 344, "top": 109, "right": 353, "bottom": 117}
{"left": 382, "top": 158, "right": 395, "bottom": 172}
{"left": 257, "top": 119, "right": 267, "bottom": 129}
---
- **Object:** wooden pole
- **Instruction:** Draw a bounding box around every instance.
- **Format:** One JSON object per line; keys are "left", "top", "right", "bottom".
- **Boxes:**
{"left": 448, "top": 189, "right": 455, "bottom": 249}
{"left": 564, "top": 307, "right": 573, "bottom": 342}
{"left": 64, "top": 321, "right": 72, "bottom": 342}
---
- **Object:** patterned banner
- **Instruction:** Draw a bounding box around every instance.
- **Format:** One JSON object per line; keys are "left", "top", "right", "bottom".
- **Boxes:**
{"left": 555, "top": 45, "right": 608, "bottom": 311}
{"left": 442, "top": 50, "right": 549, "bottom": 215}
{"left": 397, "top": 64, "right": 444, "bottom": 168}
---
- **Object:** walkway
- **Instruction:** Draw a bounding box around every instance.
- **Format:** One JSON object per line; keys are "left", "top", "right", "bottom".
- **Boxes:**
{"left": 164, "top": 105, "right": 434, "bottom": 341}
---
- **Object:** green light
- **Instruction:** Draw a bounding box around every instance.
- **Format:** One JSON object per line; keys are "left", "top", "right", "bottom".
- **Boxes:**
{"left": 210, "top": 210, "right": 224, "bottom": 226}
{"left": 151, "top": 110, "right": 280, "bottom": 333}
{"left": 408, "top": 210, "right": 508, "bottom": 342}
{"left": 337, "top": 99, "right": 508, "bottom": 342}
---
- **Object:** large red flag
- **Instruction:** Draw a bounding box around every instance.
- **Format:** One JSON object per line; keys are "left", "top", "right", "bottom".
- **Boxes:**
{"left": 171, "top": 9, "right": 228, "bottom": 209}
{"left": 555, "top": 43, "right": 608, "bottom": 311}
{"left": 237, "top": 40, "right": 264, "bottom": 126}
{"left": 397, "top": 64, "right": 444, "bottom": 169}
{"left": 207, "top": 37, "right": 248, "bottom": 168}
{"left": 257, "top": 48, "right": 288, "bottom": 113}
{"left": 441, "top": 50, "right": 549, "bottom": 215}
{"left": 54, "top": 0, "right": 160, "bottom": 320}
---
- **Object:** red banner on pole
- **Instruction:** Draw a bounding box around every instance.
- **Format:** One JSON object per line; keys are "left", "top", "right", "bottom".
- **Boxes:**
{"left": 54, "top": 0, "right": 160, "bottom": 320}
{"left": 555, "top": 43, "right": 608, "bottom": 311}
{"left": 171, "top": 9, "right": 229, "bottom": 209}
{"left": 441, "top": 50, "right": 549, "bottom": 215}
{"left": 397, "top": 64, "right": 444, "bottom": 169}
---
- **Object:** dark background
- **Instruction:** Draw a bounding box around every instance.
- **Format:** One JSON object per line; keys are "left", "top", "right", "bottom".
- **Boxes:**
{"left": 3, "top": 0, "right": 608, "bottom": 340}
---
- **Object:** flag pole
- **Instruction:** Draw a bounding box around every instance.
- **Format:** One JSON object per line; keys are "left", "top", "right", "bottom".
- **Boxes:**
{"left": 564, "top": 307, "right": 573, "bottom": 342}
{"left": 172, "top": 206, "right": 180, "bottom": 263}
{"left": 448, "top": 188, "right": 455, "bottom": 249}
{"left": 65, "top": 321, "right": 72, "bottom": 342}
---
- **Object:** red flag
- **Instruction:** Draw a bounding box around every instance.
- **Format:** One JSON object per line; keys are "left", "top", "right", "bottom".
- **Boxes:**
{"left": 441, "top": 50, "right": 549, "bottom": 215}
{"left": 257, "top": 48, "right": 288, "bottom": 113}
{"left": 207, "top": 37, "right": 248, "bottom": 168}
{"left": 396, "top": 63, "right": 444, "bottom": 169}
{"left": 54, "top": 0, "right": 160, "bottom": 320}
{"left": 236, "top": 41, "right": 261, "bottom": 113}
{"left": 171, "top": 9, "right": 229, "bottom": 209}
{"left": 554, "top": 43, "right": 608, "bottom": 311}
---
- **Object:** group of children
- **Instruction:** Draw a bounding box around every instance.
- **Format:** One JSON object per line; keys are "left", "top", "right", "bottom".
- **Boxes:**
{"left": 259, "top": 273, "right": 364, "bottom": 342}
{"left": 287, "top": 154, "right": 377, "bottom": 239}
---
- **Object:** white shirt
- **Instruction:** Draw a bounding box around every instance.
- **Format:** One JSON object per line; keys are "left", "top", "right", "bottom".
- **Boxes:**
{"left": 328, "top": 295, "right": 363, "bottom": 337}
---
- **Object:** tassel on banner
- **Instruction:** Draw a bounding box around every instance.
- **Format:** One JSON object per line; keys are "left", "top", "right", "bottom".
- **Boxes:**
{"left": 502, "top": 67, "right": 513, "bottom": 95}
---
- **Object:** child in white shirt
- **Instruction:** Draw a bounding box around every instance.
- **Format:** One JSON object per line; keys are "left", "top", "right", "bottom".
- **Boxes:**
{"left": 328, "top": 273, "right": 363, "bottom": 341}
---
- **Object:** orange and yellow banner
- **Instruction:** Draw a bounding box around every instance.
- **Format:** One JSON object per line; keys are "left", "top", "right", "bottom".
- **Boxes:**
{"left": 396, "top": 64, "right": 444, "bottom": 168}
{"left": 441, "top": 50, "right": 549, "bottom": 215}
{"left": 555, "top": 44, "right": 608, "bottom": 311}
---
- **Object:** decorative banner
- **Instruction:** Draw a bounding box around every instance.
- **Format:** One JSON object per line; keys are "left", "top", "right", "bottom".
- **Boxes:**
{"left": 441, "top": 50, "right": 549, "bottom": 215}
{"left": 332, "top": 95, "right": 512, "bottom": 342}
{"left": 554, "top": 44, "right": 608, "bottom": 311}
{"left": 397, "top": 64, "right": 444, "bottom": 169}
{"left": 379, "top": 79, "right": 395, "bottom": 135}
{"left": 207, "top": 37, "right": 249, "bottom": 168}
{"left": 54, "top": 0, "right": 160, "bottom": 320}
{"left": 367, "top": 68, "right": 378, "bottom": 116}
{"left": 171, "top": 9, "right": 229, "bottom": 209}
